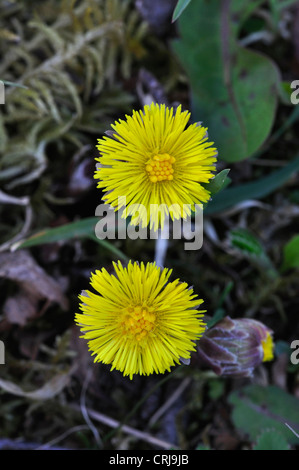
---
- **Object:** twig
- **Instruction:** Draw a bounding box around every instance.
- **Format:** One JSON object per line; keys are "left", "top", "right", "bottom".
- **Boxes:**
{"left": 148, "top": 377, "right": 191, "bottom": 427}
{"left": 0, "top": 438, "right": 68, "bottom": 450}
{"left": 80, "top": 368, "right": 102, "bottom": 448}
{"left": 71, "top": 405, "right": 178, "bottom": 450}
{"left": 34, "top": 425, "right": 90, "bottom": 450}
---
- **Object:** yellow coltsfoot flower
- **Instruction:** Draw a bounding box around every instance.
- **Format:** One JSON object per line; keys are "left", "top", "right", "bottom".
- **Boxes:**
{"left": 95, "top": 103, "right": 217, "bottom": 231}
{"left": 75, "top": 260, "right": 206, "bottom": 379}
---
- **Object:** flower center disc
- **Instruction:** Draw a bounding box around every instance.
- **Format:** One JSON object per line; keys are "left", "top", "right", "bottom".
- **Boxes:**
{"left": 121, "top": 305, "right": 156, "bottom": 342}
{"left": 145, "top": 153, "right": 175, "bottom": 183}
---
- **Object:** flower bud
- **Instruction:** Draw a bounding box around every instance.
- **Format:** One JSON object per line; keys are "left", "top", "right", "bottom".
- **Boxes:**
{"left": 196, "top": 316, "right": 274, "bottom": 377}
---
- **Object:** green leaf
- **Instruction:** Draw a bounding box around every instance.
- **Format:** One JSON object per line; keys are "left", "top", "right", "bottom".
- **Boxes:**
{"left": 205, "top": 155, "right": 299, "bottom": 214}
{"left": 172, "top": 0, "right": 280, "bottom": 162}
{"left": 204, "top": 169, "right": 231, "bottom": 197}
{"left": 278, "top": 80, "right": 295, "bottom": 105}
{"left": 229, "top": 228, "right": 279, "bottom": 279}
{"left": 208, "top": 379, "right": 225, "bottom": 401}
{"left": 172, "top": 0, "right": 192, "bottom": 22}
{"left": 12, "top": 217, "right": 97, "bottom": 247}
{"left": 230, "top": 228, "right": 264, "bottom": 256}
{"left": 229, "top": 228, "right": 280, "bottom": 278}
{"left": 229, "top": 384, "right": 299, "bottom": 445}
{"left": 12, "top": 217, "right": 129, "bottom": 261}
{"left": 253, "top": 429, "right": 290, "bottom": 450}
{"left": 206, "top": 282, "right": 233, "bottom": 328}
{"left": 285, "top": 423, "right": 299, "bottom": 439}
{"left": 252, "top": 106, "right": 299, "bottom": 159}
{"left": 206, "top": 307, "right": 226, "bottom": 329}
{"left": 202, "top": 169, "right": 231, "bottom": 210}
{"left": 281, "top": 234, "right": 299, "bottom": 271}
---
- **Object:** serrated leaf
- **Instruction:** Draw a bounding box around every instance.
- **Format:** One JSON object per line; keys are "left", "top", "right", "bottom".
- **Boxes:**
{"left": 229, "top": 384, "right": 299, "bottom": 445}
{"left": 253, "top": 428, "right": 290, "bottom": 450}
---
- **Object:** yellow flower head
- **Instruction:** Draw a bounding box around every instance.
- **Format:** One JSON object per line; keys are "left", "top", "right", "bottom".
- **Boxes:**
{"left": 261, "top": 330, "right": 274, "bottom": 362}
{"left": 95, "top": 103, "right": 217, "bottom": 231}
{"left": 75, "top": 261, "right": 206, "bottom": 379}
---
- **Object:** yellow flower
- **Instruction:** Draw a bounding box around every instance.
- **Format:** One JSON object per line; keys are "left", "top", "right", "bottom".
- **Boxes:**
{"left": 75, "top": 261, "right": 206, "bottom": 379}
{"left": 261, "top": 330, "right": 274, "bottom": 362}
{"left": 95, "top": 103, "right": 217, "bottom": 231}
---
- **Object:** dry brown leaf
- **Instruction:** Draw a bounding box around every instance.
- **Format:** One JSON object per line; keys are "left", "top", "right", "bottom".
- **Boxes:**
{"left": 3, "top": 291, "right": 38, "bottom": 326}
{"left": 0, "top": 250, "right": 68, "bottom": 325}
{"left": 0, "top": 369, "right": 72, "bottom": 400}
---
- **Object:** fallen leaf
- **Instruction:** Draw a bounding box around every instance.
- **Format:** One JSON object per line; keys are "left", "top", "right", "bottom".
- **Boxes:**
{"left": 3, "top": 291, "right": 38, "bottom": 326}
{"left": 0, "top": 369, "right": 72, "bottom": 400}
{"left": 0, "top": 250, "right": 68, "bottom": 325}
